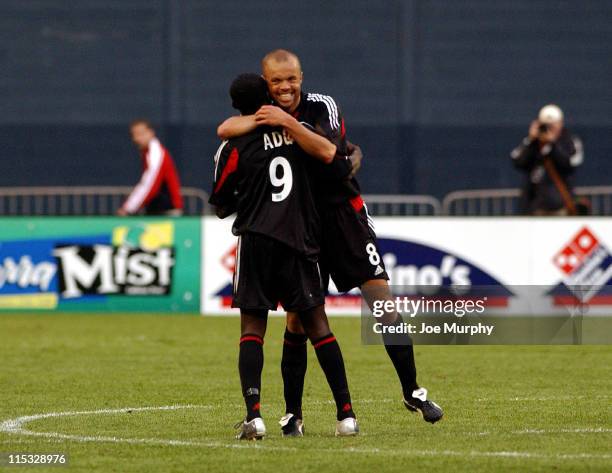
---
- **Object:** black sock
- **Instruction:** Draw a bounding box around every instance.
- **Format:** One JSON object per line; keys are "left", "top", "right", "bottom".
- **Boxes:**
{"left": 312, "top": 333, "right": 355, "bottom": 421}
{"left": 238, "top": 334, "right": 264, "bottom": 421}
{"left": 382, "top": 318, "right": 419, "bottom": 398}
{"left": 281, "top": 328, "right": 307, "bottom": 419}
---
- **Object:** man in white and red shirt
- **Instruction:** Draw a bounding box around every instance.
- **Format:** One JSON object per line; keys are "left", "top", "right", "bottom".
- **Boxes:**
{"left": 118, "top": 119, "right": 184, "bottom": 216}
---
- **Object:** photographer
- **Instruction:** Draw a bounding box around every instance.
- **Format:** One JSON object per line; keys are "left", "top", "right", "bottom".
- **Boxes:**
{"left": 510, "top": 104, "right": 583, "bottom": 215}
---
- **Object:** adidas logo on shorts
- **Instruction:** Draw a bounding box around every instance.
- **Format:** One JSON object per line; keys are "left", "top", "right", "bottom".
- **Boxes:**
{"left": 374, "top": 265, "right": 384, "bottom": 276}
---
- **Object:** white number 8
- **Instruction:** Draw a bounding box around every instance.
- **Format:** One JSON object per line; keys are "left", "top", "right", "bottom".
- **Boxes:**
{"left": 269, "top": 156, "right": 293, "bottom": 202}
{"left": 366, "top": 242, "right": 381, "bottom": 266}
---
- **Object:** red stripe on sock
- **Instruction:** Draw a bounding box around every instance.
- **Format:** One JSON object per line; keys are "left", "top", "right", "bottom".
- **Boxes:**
{"left": 313, "top": 336, "right": 336, "bottom": 349}
{"left": 240, "top": 335, "right": 263, "bottom": 345}
{"left": 252, "top": 402, "right": 261, "bottom": 412}
{"left": 284, "top": 338, "right": 306, "bottom": 347}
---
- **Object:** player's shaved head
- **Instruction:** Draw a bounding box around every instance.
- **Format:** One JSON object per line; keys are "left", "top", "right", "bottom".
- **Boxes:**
{"left": 261, "top": 49, "right": 303, "bottom": 112}
{"left": 261, "top": 49, "right": 301, "bottom": 72}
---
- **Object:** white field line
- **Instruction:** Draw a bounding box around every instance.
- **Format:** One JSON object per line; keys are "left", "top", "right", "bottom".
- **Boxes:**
{"left": 476, "top": 395, "right": 611, "bottom": 402}
{"left": 300, "top": 396, "right": 607, "bottom": 405}
{"left": 0, "top": 405, "right": 295, "bottom": 452}
{"left": 513, "top": 427, "right": 612, "bottom": 435}
{"left": 1, "top": 405, "right": 610, "bottom": 461}
{"left": 314, "top": 396, "right": 611, "bottom": 404}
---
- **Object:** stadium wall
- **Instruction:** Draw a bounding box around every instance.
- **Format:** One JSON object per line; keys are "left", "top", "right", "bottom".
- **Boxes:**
{"left": 1, "top": 1, "right": 612, "bottom": 198}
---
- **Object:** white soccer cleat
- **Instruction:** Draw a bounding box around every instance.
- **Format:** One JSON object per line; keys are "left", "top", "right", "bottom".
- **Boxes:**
{"left": 235, "top": 417, "right": 266, "bottom": 440}
{"left": 279, "top": 413, "right": 304, "bottom": 437}
{"left": 403, "top": 387, "right": 444, "bottom": 424}
{"left": 335, "top": 417, "right": 359, "bottom": 437}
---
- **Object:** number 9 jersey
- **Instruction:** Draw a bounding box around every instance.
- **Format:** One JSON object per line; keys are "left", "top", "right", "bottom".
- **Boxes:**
{"left": 209, "top": 125, "right": 321, "bottom": 260}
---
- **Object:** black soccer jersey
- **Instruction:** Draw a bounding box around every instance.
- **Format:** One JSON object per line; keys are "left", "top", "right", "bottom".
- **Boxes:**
{"left": 290, "top": 92, "right": 361, "bottom": 204}
{"left": 209, "top": 126, "right": 320, "bottom": 258}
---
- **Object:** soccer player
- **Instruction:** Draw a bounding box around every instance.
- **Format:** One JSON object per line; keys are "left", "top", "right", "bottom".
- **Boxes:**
{"left": 118, "top": 120, "right": 183, "bottom": 216}
{"left": 209, "top": 73, "right": 358, "bottom": 440}
{"left": 218, "top": 50, "right": 443, "bottom": 436}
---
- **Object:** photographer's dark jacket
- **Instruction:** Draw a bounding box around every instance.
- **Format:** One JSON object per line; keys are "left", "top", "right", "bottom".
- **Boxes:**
{"left": 510, "top": 128, "right": 583, "bottom": 214}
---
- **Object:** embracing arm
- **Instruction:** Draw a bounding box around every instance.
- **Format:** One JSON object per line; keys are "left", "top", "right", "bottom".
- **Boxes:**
{"left": 283, "top": 115, "right": 336, "bottom": 164}
{"left": 255, "top": 105, "right": 336, "bottom": 164}
{"left": 217, "top": 115, "right": 258, "bottom": 139}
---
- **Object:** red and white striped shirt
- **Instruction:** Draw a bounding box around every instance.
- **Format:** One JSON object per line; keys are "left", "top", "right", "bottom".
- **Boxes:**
{"left": 122, "top": 138, "right": 183, "bottom": 214}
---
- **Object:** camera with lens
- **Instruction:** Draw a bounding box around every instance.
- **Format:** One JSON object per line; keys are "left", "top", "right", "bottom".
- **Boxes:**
{"left": 538, "top": 123, "right": 549, "bottom": 133}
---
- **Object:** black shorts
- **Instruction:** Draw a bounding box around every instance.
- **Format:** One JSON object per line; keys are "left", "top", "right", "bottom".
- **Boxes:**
{"left": 232, "top": 233, "right": 325, "bottom": 313}
{"left": 320, "top": 198, "right": 389, "bottom": 293}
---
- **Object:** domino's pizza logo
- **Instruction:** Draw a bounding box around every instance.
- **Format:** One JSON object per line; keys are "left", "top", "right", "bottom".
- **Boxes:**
{"left": 376, "top": 238, "right": 513, "bottom": 300}
{"left": 549, "top": 227, "right": 612, "bottom": 304}
{"left": 553, "top": 227, "right": 600, "bottom": 275}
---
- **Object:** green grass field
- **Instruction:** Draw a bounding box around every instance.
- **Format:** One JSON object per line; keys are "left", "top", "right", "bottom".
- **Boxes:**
{"left": 1, "top": 314, "right": 610, "bottom": 472}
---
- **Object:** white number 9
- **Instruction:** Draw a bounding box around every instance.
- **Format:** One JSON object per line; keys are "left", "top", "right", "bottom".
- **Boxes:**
{"left": 269, "top": 156, "right": 293, "bottom": 202}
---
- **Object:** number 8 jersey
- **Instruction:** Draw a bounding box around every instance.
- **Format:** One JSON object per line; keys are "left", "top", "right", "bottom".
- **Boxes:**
{"left": 209, "top": 125, "right": 321, "bottom": 259}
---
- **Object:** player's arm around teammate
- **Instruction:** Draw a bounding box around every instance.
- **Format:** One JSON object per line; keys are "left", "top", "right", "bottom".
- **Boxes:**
{"left": 218, "top": 107, "right": 337, "bottom": 164}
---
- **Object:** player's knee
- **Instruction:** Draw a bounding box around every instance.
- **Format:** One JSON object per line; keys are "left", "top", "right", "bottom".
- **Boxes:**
{"left": 297, "top": 305, "right": 330, "bottom": 341}
{"left": 362, "top": 280, "right": 393, "bottom": 308}
{"left": 286, "top": 312, "right": 305, "bottom": 334}
{"left": 240, "top": 310, "right": 268, "bottom": 337}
